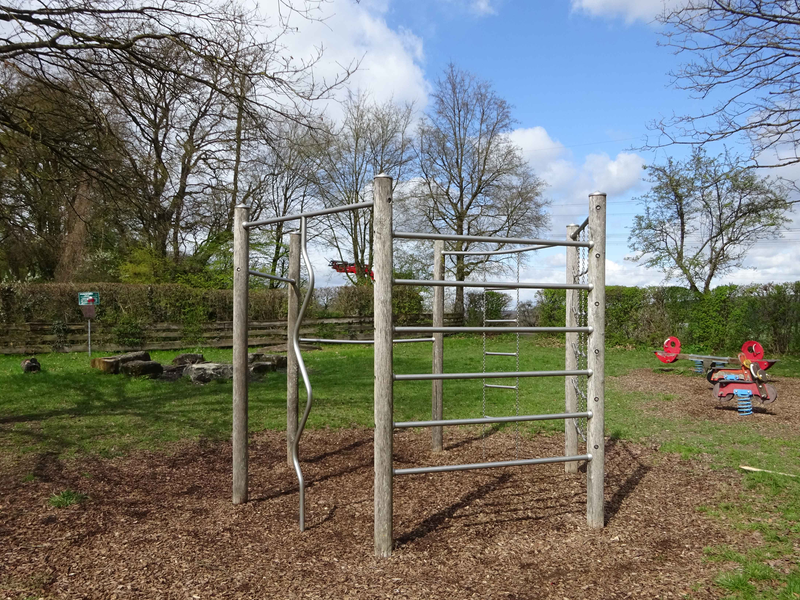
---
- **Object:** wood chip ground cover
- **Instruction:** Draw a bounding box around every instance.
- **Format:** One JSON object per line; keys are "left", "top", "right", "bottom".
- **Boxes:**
{"left": 2, "top": 427, "right": 746, "bottom": 599}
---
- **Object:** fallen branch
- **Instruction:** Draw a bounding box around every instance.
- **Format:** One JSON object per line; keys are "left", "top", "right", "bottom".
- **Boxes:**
{"left": 739, "top": 465, "right": 797, "bottom": 478}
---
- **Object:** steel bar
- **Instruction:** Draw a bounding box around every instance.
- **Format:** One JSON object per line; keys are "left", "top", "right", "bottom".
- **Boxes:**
{"left": 298, "top": 337, "right": 435, "bottom": 345}
{"left": 432, "top": 240, "right": 445, "bottom": 453}
{"left": 394, "top": 326, "right": 592, "bottom": 334}
{"left": 244, "top": 201, "right": 374, "bottom": 229}
{"left": 484, "top": 384, "right": 518, "bottom": 389}
{"left": 393, "top": 231, "right": 590, "bottom": 248}
{"left": 485, "top": 352, "right": 517, "bottom": 356}
{"left": 395, "top": 412, "right": 592, "bottom": 428}
{"left": 394, "top": 369, "right": 591, "bottom": 381}
{"left": 291, "top": 217, "right": 315, "bottom": 532}
{"left": 442, "top": 244, "right": 552, "bottom": 256}
{"left": 249, "top": 269, "right": 295, "bottom": 285}
{"left": 485, "top": 319, "right": 517, "bottom": 323}
{"left": 393, "top": 278, "right": 591, "bottom": 291}
{"left": 394, "top": 454, "right": 592, "bottom": 476}
{"left": 569, "top": 217, "right": 590, "bottom": 240}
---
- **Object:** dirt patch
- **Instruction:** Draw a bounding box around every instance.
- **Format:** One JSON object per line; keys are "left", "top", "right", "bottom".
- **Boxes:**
{"left": 1, "top": 430, "right": 743, "bottom": 599}
{"left": 614, "top": 369, "right": 800, "bottom": 434}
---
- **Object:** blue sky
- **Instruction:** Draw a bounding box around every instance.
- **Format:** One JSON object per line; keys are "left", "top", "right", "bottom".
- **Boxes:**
{"left": 272, "top": 0, "right": 799, "bottom": 291}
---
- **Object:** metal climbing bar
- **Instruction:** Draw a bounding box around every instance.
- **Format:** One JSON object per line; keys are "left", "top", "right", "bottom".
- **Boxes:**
{"left": 570, "top": 216, "right": 590, "bottom": 240}
{"left": 394, "top": 369, "right": 591, "bottom": 381}
{"left": 484, "top": 384, "right": 518, "bottom": 389}
{"left": 244, "top": 201, "right": 374, "bottom": 229}
{"left": 248, "top": 269, "right": 296, "bottom": 284}
{"left": 393, "top": 278, "right": 591, "bottom": 291}
{"left": 394, "top": 454, "right": 592, "bottom": 476}
{"left": 443, "top": 244, "right": 552, "bottom": 256}
{"left": 299, "top": 337, "right": 435, "bottom": 345}
{"left": 393, "top": 231, "right": 590, "bottom": 247}
{"left": 394, "top": 326, "right": 591, "bottom": 334}
{"left": 485, "top": 351, "right": 517, "bottom": 356}
{"left": 394, "top": 411, "right": 592, "bottom": 429}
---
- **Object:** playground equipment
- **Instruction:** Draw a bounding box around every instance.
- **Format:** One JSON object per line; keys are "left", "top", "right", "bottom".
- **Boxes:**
{"left": 328, "top": 259, "right": 374, "bottom": 280}
{"left": 232, "top": 176, "right": 607, "bottom": 557}
{"left": 654, "top": 337, "right": 778, "bottom": 409}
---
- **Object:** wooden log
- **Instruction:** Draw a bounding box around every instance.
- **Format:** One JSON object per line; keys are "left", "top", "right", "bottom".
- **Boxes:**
{"left": 232, "top": 204, "right": 250, "bottom": 504}
{"left": 287, "top": 233, "right": 301, "bottom": 467}
{"left": 564, "top": 224, "right": 579, "bottom": 474}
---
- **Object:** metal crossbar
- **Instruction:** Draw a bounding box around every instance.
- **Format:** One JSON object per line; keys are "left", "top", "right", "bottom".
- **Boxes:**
{"left": 394, "top": 412, "right": 592, "bottom": 428}
{"left": 393, "top": 231, "right": 591, "bottom": 248}
{"left": 570, "top": 217, "right": 589, "bottom": 239}
{"left": 394, "top": 326, "right": 592, "bottom": 334}
{"left": 486, "top": 319, "right": 517, "bottom": 323}
{"left": 394, "top": 369, "right": 591, "bottom": 381}
{"left": 245, "top": 201, "right": 374, "bottom": 229}
{"left": 443, "top": 244, "right": 551, "bottom": 256}
{"left": 484, "top": 384, "right": 518, "bottom": 389}
{"left": 394, "top": 278, "right": 592, "bottom": 291}
{"left": 485, "top": 351, "right": 517, "bottom": 356}
{"left": 248, "top": 269, "right": 296, "bottom": 284}
{"left": 394, "top": 454, "right": 592, "bottom": 476}
{"left": 299, "top": 337, "right": 434, "bottom": 345}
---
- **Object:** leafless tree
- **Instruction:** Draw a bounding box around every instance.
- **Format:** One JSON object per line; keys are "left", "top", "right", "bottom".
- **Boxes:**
{"left": 653, "top": 0, "right": 800, "bottom": 168}
{"left": 412, "top": 64, "right": 549, "bottom": 315}
{"left": 312, "top": 93, "right": 415, "bottom": 283}
{"left": 628, "top": 148, "right": 791, "bottom": 293}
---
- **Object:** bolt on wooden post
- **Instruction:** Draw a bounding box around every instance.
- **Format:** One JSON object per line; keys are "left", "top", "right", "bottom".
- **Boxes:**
{"left": 564, "top": 224, "right": 579, "bottom": 474}
{"left": 286, "top": 233, "right": 301, "bottom": 467}
{"left": 373, "top": 173, "right": 394, "bottom": 558}
{"left": 586, "top": 192, "right": 606, "bottom": 528}
{"left": 232, "top": 204, "right": 250, "bottom": 504}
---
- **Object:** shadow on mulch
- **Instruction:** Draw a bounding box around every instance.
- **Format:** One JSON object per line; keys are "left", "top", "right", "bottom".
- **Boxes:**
{"left": 1, "top": 429, "right": 742, "bottom": 599}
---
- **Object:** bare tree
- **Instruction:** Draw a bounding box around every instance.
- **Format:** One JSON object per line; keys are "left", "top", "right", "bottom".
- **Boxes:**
{"left": 412, "top": 64, "right": 549, "bottom": 315}
{"left": 653, "top": 0, "right": 800, "bottom": 167}
{"left": 628, "top": 148, "right": 791, "bottom": 293}
{"left": 312, "top": 93, "right": 415, "bottom": 283}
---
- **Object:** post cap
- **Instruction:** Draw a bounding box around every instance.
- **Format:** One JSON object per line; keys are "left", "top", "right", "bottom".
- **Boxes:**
{"left": 375, "top": 172, "right": 392, "bottom": 179}
{"left": 589, "top": 191, "right": 607, "bottom": 197}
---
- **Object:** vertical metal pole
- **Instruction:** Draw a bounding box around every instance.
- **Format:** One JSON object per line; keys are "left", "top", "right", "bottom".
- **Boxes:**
{"left": 232, "top": 204, "right": 250, "bottom": 504}
{"left": 373, "top": 173, "right": 394, "bottom": 557}
{"left": 586, "top": 193, "right": 606, "bottom": 528}
{"left": 88, "top": 319, "right": 92, "bottom": 358}
{"left": 286, "top": 233, "right": 301, "bottom": 468}
{"left": 431, "top": 240, "right": 444, "bottom": 452}
{"left": 564, "top": 224, "right": 579, "bottom": 474}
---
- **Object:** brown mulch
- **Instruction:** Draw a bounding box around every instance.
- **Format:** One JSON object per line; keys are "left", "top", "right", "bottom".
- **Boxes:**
{"left": 0, "top": 428, "right": 748, "bottom": 599}
{"left": 615, "top": 369, "right": 800, "bottom": 434}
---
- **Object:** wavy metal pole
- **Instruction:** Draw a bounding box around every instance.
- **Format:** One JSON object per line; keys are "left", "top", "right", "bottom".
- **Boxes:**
{"left": 291, "top": 216, "right": 315, "bottom": 531}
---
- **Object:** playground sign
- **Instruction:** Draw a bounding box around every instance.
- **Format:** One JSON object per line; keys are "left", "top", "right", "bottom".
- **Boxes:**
{"left": 78, "top": 292, "right": 99, "bottom": 306}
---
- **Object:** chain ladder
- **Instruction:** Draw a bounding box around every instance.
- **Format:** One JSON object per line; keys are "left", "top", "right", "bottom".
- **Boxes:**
{"left": 572, "top": 228, "right": 589, "bottom": 441}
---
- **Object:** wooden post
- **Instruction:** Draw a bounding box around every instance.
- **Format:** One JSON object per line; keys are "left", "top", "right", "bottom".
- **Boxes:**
{"left": 286, "top": 233, "right": 301, "bottom": 468}
{"left": 586, "top": 192, "right": 606, "bottom": 528}
{"left": 232, "top": 204, "right": 250, "bottom": 504}
{"left": 373, "top": 173, "right": 394, "bottom": 557}
{"left": 564, "top": 224, "right": 579, "bottom": 474}
{"left": 431, "top": 240, "right": 444, "bottom": 452}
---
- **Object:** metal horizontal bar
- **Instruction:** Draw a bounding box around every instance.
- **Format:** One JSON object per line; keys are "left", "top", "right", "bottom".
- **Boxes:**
{"left": 394, "top": 412, "right": 592, "bottom": 428}
{"left": 299, "top": 337, "right": 435, "bottom": 345}
{"left": 394, "top": 454, "right": 592, "bottom": 475}
{"left": 485, "top": 319, "right": 517, "bottom": 323}
{"left": 244, "top": 201, "right": 374, "bottom": 229}
{"left": 394, "top": 279, "right": 591, "bottom": 291}
{"left": 394, "top": 326, "right": 592, "bottom": 334}
{"left": 248, "top": 269, "right": 295, "bottom": 284}
{"left": 484, "top": 384, "right": 518, "bottom": 389}
{"left": 485, "top": 352, "right": 518, "bottom": 356}
{"left": 394, "top": 369, "right": 592, "bottom": 381}
{"left": 569, "top": 217, "right": 590, "bottom": 240}
{"left": 442, "top": 244, "right": 552, "bottom": 256}
{"left": 393, "top": 231, "right": 590, "bottom": 248}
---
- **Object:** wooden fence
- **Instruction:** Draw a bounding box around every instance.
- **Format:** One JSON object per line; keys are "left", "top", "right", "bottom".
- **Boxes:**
{"left": 1, "top": 314, "right": 462, "bottom": 354}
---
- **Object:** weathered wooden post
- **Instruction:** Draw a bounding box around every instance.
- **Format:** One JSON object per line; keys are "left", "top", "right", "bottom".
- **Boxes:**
{"left": 286, "top": 233, "right": 301, "bottom": 468}
{"left": 564, "top": 224, "right": 579, "bottom": 474}
{"left": 587, "top": 192, "right": 606, "bottom": 528}
{"left": 232, "top": 204, "right": 250, "bottom": 504}
{"left": 373, "top": 173, "right": 394, "bottom": 557}
{"left": 431, "top": 240, "right": 444, "bottom": 452}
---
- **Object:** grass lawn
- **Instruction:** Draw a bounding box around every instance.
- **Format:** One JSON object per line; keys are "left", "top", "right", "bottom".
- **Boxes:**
{"left": 1, "top": 336, "right": 799, "bottom": 598}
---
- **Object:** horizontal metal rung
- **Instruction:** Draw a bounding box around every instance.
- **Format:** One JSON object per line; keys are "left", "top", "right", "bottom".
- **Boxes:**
{"left": 394, "top": 279, "right": 592, "bottom": 291}
{"left": 485, "top": 352, "right": 518, "bottom": 356}
{"left": 394, "top": 326, "right": 592, "bottom": 334}
{"left": 299, "top": 337, "right": 434, "bottom": 345}
{"left": 244, "top": 201, "right": 374, "bottom": 228}
{"left": 394, "top": 412, "right": 592, "bottom": 429}
{"left": 248, "top": 270, "right": 295, "bottom": 284}
{"left": 392, "top": 231, "right": 591, "bottom": 248}
{"left": 394, "top": 454, "right": 593, "bottom": 476}
{"left": 484, "top": 384, "right": 518, "bottom": 389}
{"left": 394, "top": 369, "right": 591, "bottom": 381}
{"left": 485, "top": 319, "right": 517, "bottom": 323}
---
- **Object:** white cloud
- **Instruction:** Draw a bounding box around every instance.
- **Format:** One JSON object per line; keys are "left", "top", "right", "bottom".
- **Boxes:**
{"left": 570, "top": 0, "right": 672, "bottom": 24}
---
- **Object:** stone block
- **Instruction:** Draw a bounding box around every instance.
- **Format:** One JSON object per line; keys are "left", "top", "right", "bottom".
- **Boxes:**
{"left": 185, "top": 362, "right": 233, "bottom": 384}
{"left": 172, "top": 353, "right": 205, "bottom": 366}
